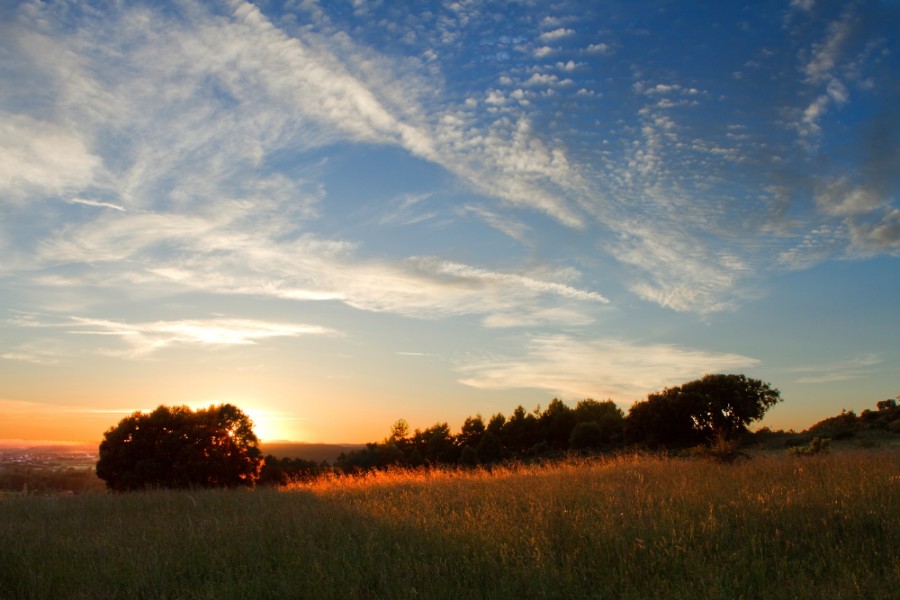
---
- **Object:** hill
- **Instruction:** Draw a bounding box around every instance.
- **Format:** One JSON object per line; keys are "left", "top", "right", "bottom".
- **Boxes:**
{"left": 259, "top": 442, "right": 363, "bottom": 464}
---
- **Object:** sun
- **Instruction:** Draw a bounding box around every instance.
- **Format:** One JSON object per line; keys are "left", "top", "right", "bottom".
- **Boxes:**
{"left": 185, "top": 399, "right": 300, "bottom": 442}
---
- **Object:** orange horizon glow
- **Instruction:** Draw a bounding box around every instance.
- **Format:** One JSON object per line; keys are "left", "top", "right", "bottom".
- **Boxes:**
{"left": 0, "top": 392, "right": 819, "bottom": 448}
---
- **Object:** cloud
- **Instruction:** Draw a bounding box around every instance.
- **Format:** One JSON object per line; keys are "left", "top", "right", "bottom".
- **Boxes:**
{"left": 814, "top": 178, "right": 885, "bottom": 217}
{"left": 848, "top": 209, "right": 900, "bottom": 253}
{"left": 2, "top": 311, "right": 336, "bottom": 361}
{"left": 585, "top": 43, "right": 610, "bottom": 55}
{"left": 2, "top": 0, "right": 591, "bottom": 310}
{"left": 0, "top": 113, "right": 100, "bottom": 202}
{"left": 22, "top": 187, "right": 607, "bottom": 324}
{"left": 539, "top": 28, "right": 575, "bottom": 42}
{"left": 67, "top": 317, "right": 334, "bottom": 355}
{"left": 65, "top": 198, "right": 127, "bottom": 212}
{"left": 802, "top": 10, "right": 855, "bottom": 84}
{"left": 2, "top": 0, "right": 897, "bottom": 326}
{"left": 461, "top": 204, "right": 531, "bottom": 243}
{"left": 523, "top": 73, "right": 573, "bottom": 88}
{"left": 458, "top": 334, "right": 759, "bottom": 404}
{"left": 423, "top": 259, "right": 609, "bottom": 303}
{"left": 775, "top": 226, "right": 843, "bottom": 270}
{"left": 797, "top": 78, "right": 850, "bottom": 142}
{"left": 378, "top": 193, "right": 439, "bottom": 227}
{"left": 0, "top": 340, "right": 70, "bottom": 365}
{"left": 790, "top": 354, "right": 882, "bottom": 384}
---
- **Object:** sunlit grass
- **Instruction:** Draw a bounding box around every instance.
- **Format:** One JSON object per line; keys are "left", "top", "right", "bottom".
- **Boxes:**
{"left": 1, "top": 450, "right": 897, "bottom": 599}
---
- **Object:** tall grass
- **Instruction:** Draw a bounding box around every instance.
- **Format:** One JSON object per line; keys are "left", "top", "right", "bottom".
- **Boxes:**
{"left": 1, "top": 450, "right": 897, "bottom": 599}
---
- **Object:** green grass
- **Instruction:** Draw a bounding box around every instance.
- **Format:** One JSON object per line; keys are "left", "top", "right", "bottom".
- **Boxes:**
{"left": 1, "top": 450, "right": 898, "bottom": 599}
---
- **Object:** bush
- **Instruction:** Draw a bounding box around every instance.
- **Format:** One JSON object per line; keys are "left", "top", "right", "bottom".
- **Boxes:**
{"left": 681, "top": 434, "right": 749, "bottom": 463}
{"left": 790, "top": 437, "right": 830, "bottom": 456}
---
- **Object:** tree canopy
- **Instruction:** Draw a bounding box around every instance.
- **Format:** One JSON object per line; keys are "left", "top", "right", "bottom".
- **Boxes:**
{"left": 96, "top": 404, "right": 263, "bottom": 491}
{"left": 625, "top": 374, "right": 781, "bottom": 448}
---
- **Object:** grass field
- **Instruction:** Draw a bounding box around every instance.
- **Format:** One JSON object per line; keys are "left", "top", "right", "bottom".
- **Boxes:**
{"left": 1, "top": 450, "right": 897, "bottom": 599}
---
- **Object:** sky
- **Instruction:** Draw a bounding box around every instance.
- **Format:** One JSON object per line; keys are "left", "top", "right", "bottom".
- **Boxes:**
{"left": 1, "top": 0, "right": 898, "bottom": 444}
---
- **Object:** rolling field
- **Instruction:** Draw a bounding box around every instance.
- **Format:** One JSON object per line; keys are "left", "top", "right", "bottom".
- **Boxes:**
{"left": 1, "top": 450, "right": 898, "bottom": 599}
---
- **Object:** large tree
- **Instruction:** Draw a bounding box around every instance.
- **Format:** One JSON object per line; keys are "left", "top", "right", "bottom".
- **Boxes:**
{"left": 96, "top": 404, "right": 263, "bottom": 491}
{"left": 625, "top": 374, "right": 781, "bottom": 448}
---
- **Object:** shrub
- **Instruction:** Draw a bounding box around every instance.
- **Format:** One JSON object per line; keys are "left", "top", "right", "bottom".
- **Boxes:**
{"left": 681, "top": 434, "right": 749, "bottom": 463}
{"left": 789, "top": 436, "right": 830, "bottom": 456}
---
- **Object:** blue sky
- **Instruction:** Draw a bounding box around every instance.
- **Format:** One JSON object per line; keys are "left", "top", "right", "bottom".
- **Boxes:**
{"left": 1, "top": 0, "right": 897, "bottom": 443}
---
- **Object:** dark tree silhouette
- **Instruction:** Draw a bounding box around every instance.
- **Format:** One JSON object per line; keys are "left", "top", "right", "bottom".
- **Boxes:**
{"left": 626, "top": 374, "right": 781, "bottom": 448}
{"left": 540, "top": 399, "right": 576, "bottom": 450}
{"left": 569, "top": 422, "right": 605, "bottom": 450}
{"left": 413, "top": 422, "right": 457, "bottom": 464}
{"left": 259, "top": 455, "right": 322, "bottom": 485}
{"left": 573, "top": 399, "right": 624, "bottom": 448}
{"left": 501, "top": 405, "right": 541, "bottom": 456}
{"left": 475, "top": 430, "right": 505, "bottom": 464}
{"left": 96, "top": 404, "right": 263, "bottom": 491}
{"left": 457, "top": 414, "right": 486, "bottom": 450}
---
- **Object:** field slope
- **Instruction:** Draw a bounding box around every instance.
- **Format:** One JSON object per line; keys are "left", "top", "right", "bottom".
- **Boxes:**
{"left": 1, "top": 450, "right": 897, "bottom": 599}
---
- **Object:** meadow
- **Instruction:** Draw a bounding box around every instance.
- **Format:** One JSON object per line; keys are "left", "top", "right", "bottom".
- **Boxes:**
{"left": 1, "top": 450, "right": 897, "bottom": 599}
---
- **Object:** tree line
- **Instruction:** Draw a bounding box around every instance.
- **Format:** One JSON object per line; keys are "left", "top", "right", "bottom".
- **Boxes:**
{"left": 334, "top": 373, "right": 781, "bottom": 472}
{"left": 95, "top": 374, "right": 788, "bottom": 490}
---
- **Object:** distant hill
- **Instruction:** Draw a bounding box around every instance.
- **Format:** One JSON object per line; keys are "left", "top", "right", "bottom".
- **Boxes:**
{"left": 0, "top": 441, "right": 99, "bottom": 454}
{"left": 749, "top": 400, "right": 900, "bottom": 451}
{"left": 260, "top": 442, "right": 364, "bottom": 464}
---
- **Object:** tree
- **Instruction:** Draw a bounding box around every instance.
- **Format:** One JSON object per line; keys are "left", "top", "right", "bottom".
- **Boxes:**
{"left": 625, "top": 391, "right": 698, "bottom": 448}
{"left": 459, "top": 445, "right": 479, "bottom": 467}
{"left": 876, "top": 398, "right": 898, "bottom": 411}
{"left": 475, "top": 430, "right": 505, "bottom": 464}
{"left": 501, "top": 405, "right": 542, "bottom": 456}
{"left": 457, "top": 414, "right": 486, "bottom": 450}
{"left": 540, "top": 399, "right": 576, "bottom": 450}
{"left": 386, "top": 418, "right": 412, "bottom": 456}
{"left": 96, "top": 404, "right": 263, "bottom": 491}
{"left": 486, "top": 413, "right": 506, "bottom": 435}
{"left": 625, "top": 374, "right": 781, "bottom": 448}
{"left": 569, "top": 422, "right": 604, "bottom": 450}
{"left": 412, "top": 422, "right": 457, "bottom": 465}
{"left": 574, "top": 399, "right": 624, "bottom": 447}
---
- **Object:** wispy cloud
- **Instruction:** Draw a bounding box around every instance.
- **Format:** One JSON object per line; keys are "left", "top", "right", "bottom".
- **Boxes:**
{"left": 460, "top": 204, "right": 531, "bottom": 244}
{"left": 1, "top": 341, "right": 70, "bottom": 365}
{"left": 20, "top": 194, "right": 608, "bottom": 326}
{"left": 790, "top": 354, "right": 882, "bottom": 384}
{"left": 802, "top": 9, "right": 855, "bottom": 85}
{"left": 1, "top": 314, "right": 335, "bottom": 361}
{"left": 378, "top": 193, "right": 439, "bottom": 227}
{"left": 0, "top": 113, "right": 100, "bottom": 203}
{"left": 458, "top": 334, "right": 759, "bottom": 404}
{"left": 69, "top": 317, "right": 334, "bottom": 350}
{"left": 65, "top": 197, "right": 126, "bottom": 212}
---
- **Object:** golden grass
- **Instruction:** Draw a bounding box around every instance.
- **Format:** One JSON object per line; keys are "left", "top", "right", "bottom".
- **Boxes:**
{"left": 1, "top": 450, "right": 897, "bottom": 599}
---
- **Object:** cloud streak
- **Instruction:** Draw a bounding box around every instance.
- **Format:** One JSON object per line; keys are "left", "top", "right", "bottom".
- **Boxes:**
{"left": 2, "top": 315, "right": 336, "bottom": 362}
{"left": 458, "top": 334, "right": 759, "bottom": 405}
